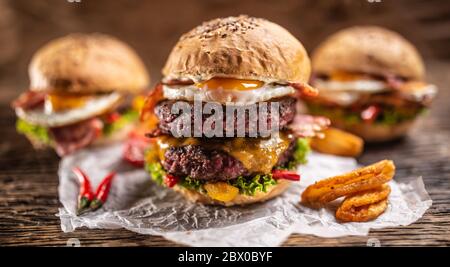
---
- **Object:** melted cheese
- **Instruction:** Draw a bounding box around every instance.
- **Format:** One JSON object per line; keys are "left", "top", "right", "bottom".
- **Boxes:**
{"left": 152, "top": 132, "right": 292, "bottom": 174}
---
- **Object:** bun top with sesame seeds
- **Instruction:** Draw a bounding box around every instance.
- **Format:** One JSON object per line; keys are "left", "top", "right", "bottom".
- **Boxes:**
{"left": 162, "top": 15, "right": 311, "bottom": 84}
{"left": 29, "top": 33, "right": 150, "bottom": 94}
{"left": 312, "top": 26, "right": 425, "bottom": 80}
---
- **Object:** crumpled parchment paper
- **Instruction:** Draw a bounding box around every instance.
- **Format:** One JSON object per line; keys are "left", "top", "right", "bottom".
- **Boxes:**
{"left": 57, "top": 144, "right": 432, "bottom": 246}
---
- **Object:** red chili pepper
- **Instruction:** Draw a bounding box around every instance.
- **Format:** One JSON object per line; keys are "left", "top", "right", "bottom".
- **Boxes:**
{"left": 106, "top": 112, "right": 121, "bottom": 124}
{"left": 272, "top": 169, "right": 301, "bottom": 181}
{"left": 72, "top": 167, "right": 94, "bottom": 215}
{"left": 361, "top": 105, "right": 381, "bottom": 123}
{"left": 164, "top": 174, "right": 179, "bottom": 188}
{"left": 89, "top": 172, "right": 116, "bottom": 211}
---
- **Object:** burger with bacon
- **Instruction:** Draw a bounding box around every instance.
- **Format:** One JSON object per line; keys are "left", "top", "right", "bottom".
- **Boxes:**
{"left": 12, "top": 33, "right": 149, "bottom": 156}
{"left": 304, "top": 26, "right": 437, "bottom": 142}
{"left": 140, "top": 15, "right": 328, "bottom": 206}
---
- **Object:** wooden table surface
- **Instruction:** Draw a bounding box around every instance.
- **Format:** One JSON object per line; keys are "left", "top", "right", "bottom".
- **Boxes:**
{"left": 0, "top": 60, "right": 449, "bottom": 247}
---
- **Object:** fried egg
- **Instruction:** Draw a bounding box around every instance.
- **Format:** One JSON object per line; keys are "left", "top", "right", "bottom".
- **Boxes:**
{"left": 314, "top": 78, "right": 388, "bottom": 93}
{"left": 313, "top": 78, "right": 389, "bottom": 106}
{"left": 16, "top": 92, "right": 122, "bottom": 127}
{"left": 314, "top": 78, "right": 437, "bottom": 106}
{"left": 162, "top": 78, "right": 296, "bottom": 105}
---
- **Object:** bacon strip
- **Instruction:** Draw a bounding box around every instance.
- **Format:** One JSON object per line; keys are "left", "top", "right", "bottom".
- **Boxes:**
{"left": 140, "top": 83, "right": 163, "bottom": 122}
{"left": 50, "top": 118, "right": 103, "bottom": 156}
{"left": 289, "top": 114, "right": 330, "bottom": 138}
{"left": 385, "top": 75, "right": 405, "bottom": 91}
{"left": 289, "top": 82, "right": 319, "bottom": 98}
{"left": 11, "top": 91, "right": 46, "bottom": 110}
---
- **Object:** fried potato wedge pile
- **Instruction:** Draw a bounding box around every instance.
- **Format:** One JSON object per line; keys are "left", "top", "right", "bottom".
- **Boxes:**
{"left": 310, "top": 127, "right": 364, "bottom": 157}
{"left": 301, "top": 160, "right": 395, "bottom": 222}
{"left": 336, "top": 184, "right": 391, "bottom": 222}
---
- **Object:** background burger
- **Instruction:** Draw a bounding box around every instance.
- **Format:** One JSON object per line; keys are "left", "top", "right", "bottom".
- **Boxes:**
{"left": 140, "top": 15, "right": 328, "bottom": 206}
{"left": 303, "top": 26, "right": 437, "bottom": 142}
{"left": 12, "top": 33, "right": 150, "bottom": 156}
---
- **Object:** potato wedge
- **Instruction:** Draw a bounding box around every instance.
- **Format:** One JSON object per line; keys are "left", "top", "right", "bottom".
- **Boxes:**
{"left": 336, "top": 184, "right": 391, "bottom": 222}
{"left": 310, "top": 127, "right": 364, "bottom": 157}
{"left": 301, "top": 160, "right": 395, "bottom": 207}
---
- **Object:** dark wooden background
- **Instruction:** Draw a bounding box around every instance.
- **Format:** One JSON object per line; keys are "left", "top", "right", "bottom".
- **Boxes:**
{"left": 0, "top": 0, "right": 449, "bottom": 246}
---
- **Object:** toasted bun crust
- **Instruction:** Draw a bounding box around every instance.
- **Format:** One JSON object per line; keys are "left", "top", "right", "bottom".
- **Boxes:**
{"left": 332, "top": 118, "right": 416, "bottom": 142}
{"left": 29, "top": 33, "right": 149, "bottom": 94}
{"left": 173, "top": 179, "right": 291, "bottom": 206}
{"left": 162, "top": 15, "right": 310, "bottom": 83}
{"left": 312, "top": 26, "right": 425, "bottom": 80}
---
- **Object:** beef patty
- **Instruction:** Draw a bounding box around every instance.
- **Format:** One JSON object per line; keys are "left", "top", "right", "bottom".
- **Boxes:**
{"left": 161, "top": 138, "right": 296, "bottom": 181}
{"left": 154, "top": 97, "right": 296, "bottom": 137}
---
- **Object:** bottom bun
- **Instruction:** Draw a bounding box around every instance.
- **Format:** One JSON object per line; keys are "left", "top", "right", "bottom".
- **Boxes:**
{"left": 332, "top": 118, "right": 416, "bottom": 142}
{"left": 173, "top": 179, "right": 292, "bottom": 206}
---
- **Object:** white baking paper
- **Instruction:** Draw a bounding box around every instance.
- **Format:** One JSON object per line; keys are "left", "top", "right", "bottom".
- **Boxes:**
{"left": 57, "top": 144, "right": 432, "bottom": 246}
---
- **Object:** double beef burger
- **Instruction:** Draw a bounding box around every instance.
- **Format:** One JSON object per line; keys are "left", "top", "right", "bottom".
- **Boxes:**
{"left": 304, "top": 26, "right": 437, "bottom": 142}
{"left": 141, "top": 16, "right": 328, "bottom": 206}
{"left": 12, "top": 33, "right": 150, "bottom": 156}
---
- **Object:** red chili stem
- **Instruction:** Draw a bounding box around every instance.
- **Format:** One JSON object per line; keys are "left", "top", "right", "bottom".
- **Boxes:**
{"left": 90, "top": 172, "right": 116, "bottom": 211}
{"left": 72, "top": 167, "right": 94, "bottom": 214}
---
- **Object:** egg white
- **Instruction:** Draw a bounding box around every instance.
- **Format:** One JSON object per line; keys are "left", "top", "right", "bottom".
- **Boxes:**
{"left": 162, "top": 84, "right": 296, "bottom": 105}
{"left": 313, "top": 78, "right": 390, "bottom": 106}
{"left": 16, "top": 92, "right": 122, "bottom": 127}
{"left": 314, "top": 78, "right": 388, "bottom": 93}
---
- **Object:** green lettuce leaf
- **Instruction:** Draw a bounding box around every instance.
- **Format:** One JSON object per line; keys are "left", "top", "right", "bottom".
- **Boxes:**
{"left": 16, "top": 119, "right": 50, "bottom": 144}
{"left": 288, "top": 138, "right": 310, "bottom": 169}
{"left": 230, "top": 174, "right": 277, "bottom": 196}
{"left": 180, "top": 176, "right": 205, "bottom": 192}
{"left": 145, "top": 161, "right": 165, "bottom": 185}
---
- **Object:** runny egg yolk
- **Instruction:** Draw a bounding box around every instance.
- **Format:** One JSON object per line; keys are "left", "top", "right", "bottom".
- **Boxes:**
{"left": 196, "top": 78, "right": 264, "bottom": 91}
{"left": 46, "top": 93, "right": 91, "bottom": 112}
{"left": 329, "top": 71, "right": 370, "bottom": 82}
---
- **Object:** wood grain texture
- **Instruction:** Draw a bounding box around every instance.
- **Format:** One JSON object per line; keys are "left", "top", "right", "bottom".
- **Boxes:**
{"left": 0, "top": 60, "right": 449, "bottom": 247}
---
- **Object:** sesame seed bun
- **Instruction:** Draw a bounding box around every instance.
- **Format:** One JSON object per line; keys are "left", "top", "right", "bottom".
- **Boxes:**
{"left": 312, "top": 26, "right": 425, "bottom": 80}
{"left": 173, "top": 179, "right": 291, "bottom": 206}
{"left": 29, "top": 33, "right": 150, "bottom": 94}
{"left": 162, "top": 15, "right": 310, "bottom": 83}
